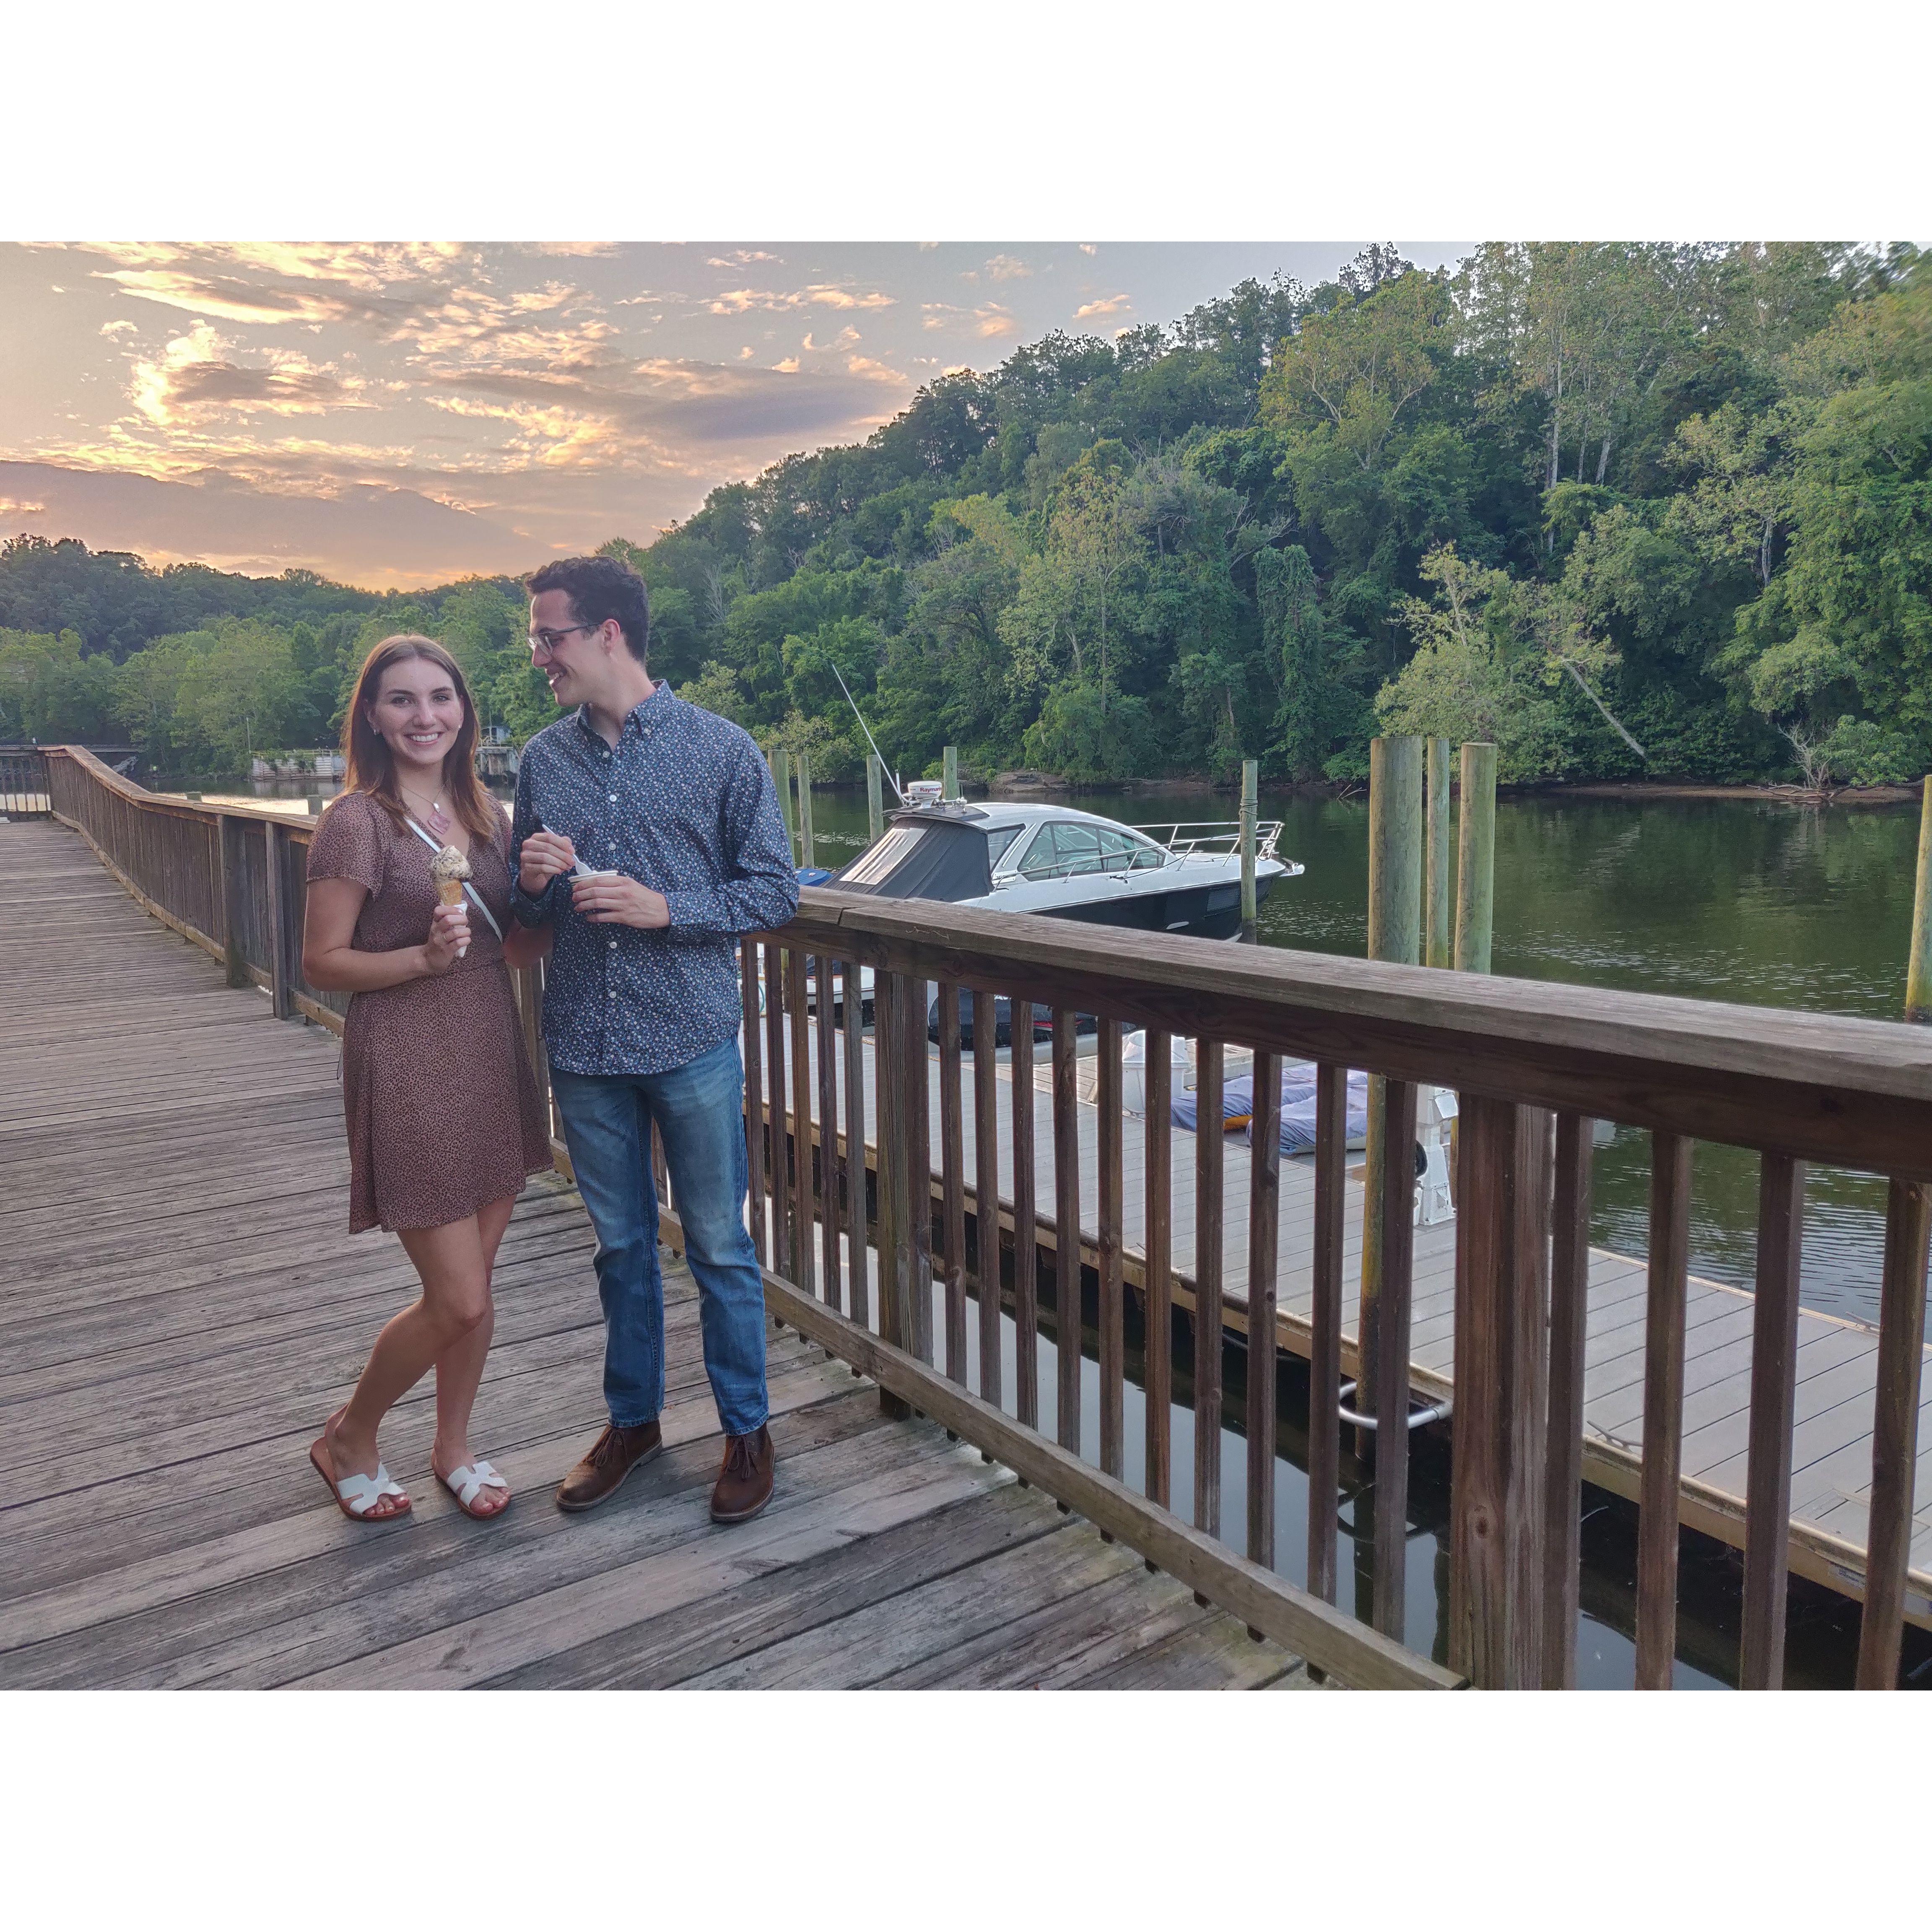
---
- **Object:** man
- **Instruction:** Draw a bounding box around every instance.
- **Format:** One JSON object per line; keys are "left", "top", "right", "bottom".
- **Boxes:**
{"left": 510, "top": 553, "right": 798, "bottom": 1523}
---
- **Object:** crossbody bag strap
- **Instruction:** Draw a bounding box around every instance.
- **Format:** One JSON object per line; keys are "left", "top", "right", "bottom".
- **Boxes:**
{"left": 402, "top": 815, "right": 505, "bottom": 943}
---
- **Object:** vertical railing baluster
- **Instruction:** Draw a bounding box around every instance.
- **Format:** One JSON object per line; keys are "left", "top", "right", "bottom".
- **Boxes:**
{"left": 1194, "top": 1039, "right": 1225, "bottom": 1550}
{"left": 906, "top": 975, "right": 933, "bottom": 1365}
{"left": 741, "top": 937, "right": 766, "bottom": 1268}
{"left": 815, "top": 953, "right": 841, "bottom": 1312}
{"left": 939, "top": 983, "right": 967, "bottom": 1382}
{"left": 973, "top": 989, "right": 1002, "bottom": 1410}
{"left": 1053, "top": 1008, "right": 1082, "bottom": 1458}
{"left": 1541, "top": 1111, "right": 1595, "bottom": 1688}
{"left": 1247, "top": 1049, "right": 1282, "bottom": 1579}
{"left": 763, "top": 939, "right": 790, "bottom": 1283}
{"left": 1307, "top": 1063, "right": 1347, "bottom": 1606}
{"left": 843, "top": 958, "right": 869, "bottom": 1330}
{"left": 1635, "top": 1130, "right": 1693, "bottom": 1689}
{"left": 1098, "top": 1017, "right": 1125, "bottom": 1483}
{"left": 1449, "top": 1094, "right": 1553, "bottom": 1688}
{"left": 1855, "top": 1177, "right": 1932, "bottom": 1688}
{"left": 1144, "top": 1028, "right": 1174, "bottom": 1513}
{"left": 1371, "top": 1077, "right": 1419, "bottom": 1637}
{"left": 1740, "top": 1151, "right": 1804, "bottom": 1690}
{"left": 873, "top": 971, "right": 909, "bottom": 1419}
{"left": 787, "top": 946, "right": 815, "bottom": 1298}
{"left": 1011, "top": 1001, "right": 1039, "bottom": 1429}
{"left": 264, "top": 821, "right": 291, "bottom": 1020}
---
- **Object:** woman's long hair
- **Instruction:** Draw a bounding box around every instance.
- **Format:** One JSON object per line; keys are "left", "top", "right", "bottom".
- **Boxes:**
{"left": 340, "top": 634, "right": 499, "bottom": 844}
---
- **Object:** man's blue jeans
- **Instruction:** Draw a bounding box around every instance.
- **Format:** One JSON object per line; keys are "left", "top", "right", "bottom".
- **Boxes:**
{"left": 551, "top": 1039, "right": 768, "bottom": 1439}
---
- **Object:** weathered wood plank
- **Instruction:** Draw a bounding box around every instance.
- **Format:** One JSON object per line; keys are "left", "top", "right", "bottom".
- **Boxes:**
{"left": 1740, "top": 1153, "right": 1804, "bottom": 1690}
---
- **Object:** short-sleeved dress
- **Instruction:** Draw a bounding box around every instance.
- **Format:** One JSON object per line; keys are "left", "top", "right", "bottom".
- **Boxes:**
{"left": 305, "top": 790, "right": 553, "bottom": 1234}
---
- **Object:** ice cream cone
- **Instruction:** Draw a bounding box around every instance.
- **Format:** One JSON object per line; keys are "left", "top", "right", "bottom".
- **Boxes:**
{"left": 429, "top": 844, "right": 473, "bottom": 958}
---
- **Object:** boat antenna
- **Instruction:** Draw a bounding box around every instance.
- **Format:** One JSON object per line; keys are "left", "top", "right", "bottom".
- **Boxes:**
{"left": 828, "top": 658, "right": 905, "bottom": 804}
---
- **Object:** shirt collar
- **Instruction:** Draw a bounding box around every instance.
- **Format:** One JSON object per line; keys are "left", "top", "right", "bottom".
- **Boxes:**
{"left": 571, "top": 682, "right": 672, "bottom": 750}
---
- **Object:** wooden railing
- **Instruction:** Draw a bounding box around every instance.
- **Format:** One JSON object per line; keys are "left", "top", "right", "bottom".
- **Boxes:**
{"left": 748, "top": 889, "right": 1932, "bottom": 1690}
{"left": 36, "top": 744, "right": 1932, "bottom": 1688}
{"left": 2, "top": 748, "right": 51, "bottom": 816}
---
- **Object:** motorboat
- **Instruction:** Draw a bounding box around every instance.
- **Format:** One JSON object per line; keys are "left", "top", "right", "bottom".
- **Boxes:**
{"left": 827, "top": 800, "right": 1301, "bottom": 940}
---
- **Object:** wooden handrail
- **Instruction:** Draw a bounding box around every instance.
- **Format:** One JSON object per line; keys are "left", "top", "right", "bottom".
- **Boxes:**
{"left": 769, "top": 888, "right": 1932, "bottom": 1178}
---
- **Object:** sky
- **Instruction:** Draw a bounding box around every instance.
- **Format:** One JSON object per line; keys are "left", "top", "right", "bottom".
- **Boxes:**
{"left": 0, "top": 241, "right": 1465, "bottom": 589}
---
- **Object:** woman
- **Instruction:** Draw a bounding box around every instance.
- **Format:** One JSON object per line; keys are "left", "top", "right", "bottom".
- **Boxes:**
{"left": 302, "top": 634, "right": 552, "bottom": 1523}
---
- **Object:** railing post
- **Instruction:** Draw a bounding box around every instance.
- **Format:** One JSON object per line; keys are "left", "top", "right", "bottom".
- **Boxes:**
{"left": 942, "top": 744, "right": 960, "bottom": 801}
{"left": 873, "top": 969, "right": 911, "bottom": 1420}
{"left": 216, "top": 813, "right": 247, "bottom": 988}
{"left": 1541, "top": 1111, "right": 1595, "bottom": 1688}
{"left": 1448, "top": 1093, "right": 1552, "bottom": 1688}
{"left": 1635, "top": 1130, "right": 1693, "bottom": 1689}
{"left": 1856, "top": 1178, "right": 1932, "bottom": 1687}
{"left": 263, "top": 820, "right": 292, "bottom": 1020}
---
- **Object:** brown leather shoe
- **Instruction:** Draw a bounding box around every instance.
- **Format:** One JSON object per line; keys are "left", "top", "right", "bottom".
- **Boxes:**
{"left": 710, "top": 1424, "right": 774, "bottom": 1524}
{"left": 556, "top": 1420, "right": 662, "bottom": 1513}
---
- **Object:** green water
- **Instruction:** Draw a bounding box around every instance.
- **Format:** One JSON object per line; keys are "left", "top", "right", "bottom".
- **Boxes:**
{"left": 805, "top": 783, "right": 1922, "bottom": 1327}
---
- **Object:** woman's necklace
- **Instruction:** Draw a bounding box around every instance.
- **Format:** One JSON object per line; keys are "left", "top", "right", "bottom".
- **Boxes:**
{"left": 399, "top": 780, "right": 452, "bottom": 839}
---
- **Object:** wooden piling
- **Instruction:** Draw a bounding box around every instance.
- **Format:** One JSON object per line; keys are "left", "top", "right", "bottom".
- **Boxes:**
{"left": 866, "top": 754, "right": 886, "bottom": 846}
{"left": 796, "top": 750, "right": 816, "bottom": 870}
{"left": 1454, "top": 741, "right": 1497, "bottom": 975}
{"left": 1426, "top": 736, "right": 1452, "bottom": 969}
{"left": 1359, "top": 736, "right": 1423, "bottom": 1434}
{"left": 1239, "top": 758, "right": 1258, "bottom": 943}
{"left": 943, "top": 744, "right": 960, "bottom": 801}
{"left": 769, "top": 747, "right": 797, "bottom": 863}
{"left": 1907, "top": 774, "right": 1932, "bottom": 1023}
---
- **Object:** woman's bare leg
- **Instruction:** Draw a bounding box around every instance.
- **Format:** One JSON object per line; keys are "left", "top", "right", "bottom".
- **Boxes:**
{"left": 430, "top": 1194, "right": 517, "bottom": 1507}
{"left": 325, "top": 1215, "right": 491, "bottom": 1511}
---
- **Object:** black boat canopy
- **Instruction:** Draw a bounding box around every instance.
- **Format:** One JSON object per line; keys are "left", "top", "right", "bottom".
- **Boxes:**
{"left": 832, "top": 815, "right": 992, "bottom": 902}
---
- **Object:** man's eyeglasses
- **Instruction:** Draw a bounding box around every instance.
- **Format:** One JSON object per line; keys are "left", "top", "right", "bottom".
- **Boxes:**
{"left": 527, "top": 623, "right": 599, "bottom": 659}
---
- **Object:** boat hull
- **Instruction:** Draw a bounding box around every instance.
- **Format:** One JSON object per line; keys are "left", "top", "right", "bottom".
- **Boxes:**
{"left": 1002, "top": 867, "right": 1280, "bottom": 940}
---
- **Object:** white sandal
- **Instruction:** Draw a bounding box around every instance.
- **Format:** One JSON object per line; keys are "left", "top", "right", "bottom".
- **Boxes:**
{"left": 437, "top": 1459, "right": 512, "bottom": 1519}
{"left": 309, "top": 1408, "right": 412, "bottom": 1522}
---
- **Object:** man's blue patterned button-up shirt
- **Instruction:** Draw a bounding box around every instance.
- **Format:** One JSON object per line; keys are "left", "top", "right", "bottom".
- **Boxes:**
{"left": 509, "top": 683, "right": 798, "bottom": 1077}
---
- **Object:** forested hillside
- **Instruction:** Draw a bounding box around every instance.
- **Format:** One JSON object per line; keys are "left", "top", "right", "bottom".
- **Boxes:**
{"left": 5, "top": 242, "right": 1927, "bottom": 787}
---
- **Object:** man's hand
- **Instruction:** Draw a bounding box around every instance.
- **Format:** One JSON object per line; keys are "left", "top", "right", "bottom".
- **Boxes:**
{"left": 519, "top": 829, "right": 577, "bottom": 894}
{"left": 572, "top": 872, "right": 670, "bottom": 930}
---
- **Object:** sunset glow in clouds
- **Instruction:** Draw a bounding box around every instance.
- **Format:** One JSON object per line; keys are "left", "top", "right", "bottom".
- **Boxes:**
{"left": 0, "top": 242, "right": 1447, "bottom": 586}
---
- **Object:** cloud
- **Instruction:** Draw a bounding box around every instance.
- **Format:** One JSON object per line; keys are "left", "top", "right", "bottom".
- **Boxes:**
{"left": 99, "top": 319, "right": 136, "bottom": 338}
{"left": 985, "top": 254, "right": 1032, "bottom": 282}
{"left": 706, "top": 249, "right": 781, "bottom": 267}
{"left": 802, "top": 326, "right": 861, "bottom": 352}
{"left": 1080, "top": 243, "right": 1098, "bottom": 256}
{"left": 772, "top": 357, "right": 801, "bottom": 373}
{"left": 707, "top": 285, "right": 895, "bottom": 316}
{"left": 1074, "top": 293, "right": 1133, "bottom": 319}
{"left": 128, "top": 324, "right": 368, "bottom": 426}
{"left": 974, "top": 304, "right": 1019, "bottom": 339}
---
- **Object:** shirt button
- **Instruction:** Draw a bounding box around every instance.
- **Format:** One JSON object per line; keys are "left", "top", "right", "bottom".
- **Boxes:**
{"left": 608, "top": 792, "right": 617, "bottom": 802}
{"left": 608, "top": 939, "right": 618, "bottom": 950}
{"left": 608, "top": 989, "right": 616, "bottom": 999}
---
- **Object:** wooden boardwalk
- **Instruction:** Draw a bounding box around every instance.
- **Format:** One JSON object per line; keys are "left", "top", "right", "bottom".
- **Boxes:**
{"left": 0, "top": 822, "right": 1310, "bottom": 1690}
{"left": 775, "top": 987, "right": 1932, "bottom": 1627}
